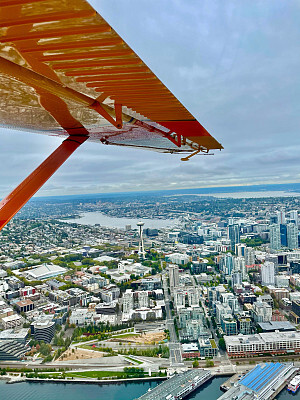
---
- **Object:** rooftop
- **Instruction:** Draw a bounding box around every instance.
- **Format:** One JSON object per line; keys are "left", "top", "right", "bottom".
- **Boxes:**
{"left": 26, "top": 264, "right": 67, "bottom": 280}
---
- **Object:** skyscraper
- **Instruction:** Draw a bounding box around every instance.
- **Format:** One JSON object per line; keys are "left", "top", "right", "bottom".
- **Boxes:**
{"left": 234, "top": 256, "right": 246, "bottom": 280}
{"left": 270, "top": 224, "right": 281, "bottom": 251}
{"left": 269, "top": 213, "right": 278, "bottom": 224}
{"left": 287, "top": 222, "right": 298, "bottom": 250}
{"left": 276, "top": 209, "right": 286, "bottom": 224}
{"left": 280, "top": 224, "right": 287, "bottom": 247}
{"left": 235, "top": 243, "right": 246, "bottom": 257}
{"left": 245, "top": 247, "right": 255, "bottom": 266}
{"left": 289, "top": 210, "right": 298, "bottom": 225}
{"left": 169, "top": 264, "right": 179, "bottom": 291}
{"left": 261, "top": 261, "right": 275, "bottom": 286}
{"left": 220, "top": 253, "right": 234, "bottom": 275}
{"left": 231, "top": 270, "right": 242, "bottom": 286}
{"left": 228, "top": 224, "right": 240, "bottom": 251}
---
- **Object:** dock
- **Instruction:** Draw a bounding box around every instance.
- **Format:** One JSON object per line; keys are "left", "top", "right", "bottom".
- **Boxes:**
{"left": 218, "top": 362, "right": 297, "bottom": 400}
{"left": 220, "top": 373, "right": 239, "bottom": 391}
{"left": 135, "top": 369, "right": 211, "bottom": 400}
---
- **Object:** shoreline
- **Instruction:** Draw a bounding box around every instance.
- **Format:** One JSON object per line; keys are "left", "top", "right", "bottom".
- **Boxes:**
{"left": 2, "top": 371, "right": 234, "bottom": 385}
{"left": 3, "top": 376, "right": 167, "bottom": 385}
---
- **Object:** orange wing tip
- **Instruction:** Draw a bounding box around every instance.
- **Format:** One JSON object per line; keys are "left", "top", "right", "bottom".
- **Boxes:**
{"left": 157, "top": 120, "right": 223, "bottom": 150}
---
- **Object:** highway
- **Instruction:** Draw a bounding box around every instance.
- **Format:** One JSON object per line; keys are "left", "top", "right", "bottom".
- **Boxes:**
{"left": 162, "top": 273, "right": 183, "bottom": 366}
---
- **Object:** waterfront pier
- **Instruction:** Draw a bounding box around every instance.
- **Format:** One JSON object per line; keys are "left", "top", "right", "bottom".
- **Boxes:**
{"left": 136, "top": 369, "right": 211, "bottom": 400}
{"left": 218, "top": 362, "right": 297, "bottom": 400}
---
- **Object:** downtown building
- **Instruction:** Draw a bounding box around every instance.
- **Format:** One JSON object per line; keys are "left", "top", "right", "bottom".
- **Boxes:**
{"left": 228, "top": 224, "right": 240, "bottom": 251}
{"left": 168, "top": 264, "right": 179, "bottom": 292}
{"left": 270, "top": 224, "right": 281, "bottom": 251}
{"left": 261, "top": 261, "right": 275, "bottom": 286}
{"left": 225, "top": 331, "right": 300, "bottom": 357}
{"left": 287, "top": 223, "right": 298, "bottom": 249}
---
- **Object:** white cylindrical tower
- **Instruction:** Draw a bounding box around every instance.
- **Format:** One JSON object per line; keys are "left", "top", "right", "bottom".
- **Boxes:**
{"left": 137, "top": 221, "right": 145, "bottom": 259}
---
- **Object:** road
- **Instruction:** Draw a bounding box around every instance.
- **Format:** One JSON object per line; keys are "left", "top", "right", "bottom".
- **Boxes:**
{"left": 190, "top": 272, "right": 230, "bottom": 363}
{"left": 162, "top": 273, "right": 183, "bottom": 367}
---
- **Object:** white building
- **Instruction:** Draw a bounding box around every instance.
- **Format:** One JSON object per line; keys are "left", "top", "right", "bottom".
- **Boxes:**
{"left": 137, "top": 291, "right": 149, "bottom": 308}
{"left": 187, "top": 288, "right": 199, "bottom": 307}
{"left": 287, "top": 223, "right": 298, "bottom": 250}
{"left": 1, "top": 314, "right": 23, "bottom": 329}
{"left": 232, "top": 270, "right": 243, "bottom": 287}
{"left": 289, "top": 210, "right": 298, "bottom": 225}
{"left": 215, "top": 302, "right": 232, "bottom": 324}
{"left": 225, "top": 331, "right": 300, "bottom": 356}
{"left": 270, "top": 224, "right": 281, "bottom": 251}
{"left": 174, "top": 289, "right": 186, "bottom": 308}
{"left": 235, "top": 243, "right": 246, "bottom": 257}
{"left": 245, "top": 247, "right": 255, "bottom": 266}
{"left": 234, "top": 257, "right": 246, "bottom": 279}
{"left": 277, "top": 210, "right": 286, "bottom": 224}
{"left": 122, "top": 290, "right": 134, "bottom": 313}
{"left": 261, "top": 261, "right": 275, "bottom": 286}
{"left": 167, "top": 253, "right": 190, "bottom": 265}
{"left": 275, "top": 275, "right": 290, "bottom": 288}
{"left": 252, "top": 301, "right": 272, "bottom": 322}
{"left": 69, "top": 309, "right": 95, "bottom": 326}
{"left": 25, "top": 264, "right": 67, "bottom": 280}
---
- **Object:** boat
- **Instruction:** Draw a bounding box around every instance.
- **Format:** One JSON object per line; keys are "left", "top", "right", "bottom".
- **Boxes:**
{"left": 287, "top": 375, "right": 300, "bottom": 394}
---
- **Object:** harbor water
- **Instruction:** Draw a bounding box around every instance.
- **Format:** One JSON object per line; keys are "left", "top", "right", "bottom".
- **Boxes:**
{"left": 0, "top": 376, "right": 292, "bottom": 400}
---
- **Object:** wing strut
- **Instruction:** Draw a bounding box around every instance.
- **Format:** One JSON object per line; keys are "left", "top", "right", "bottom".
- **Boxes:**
{"left": 0, "top": 135, "right": 88, "bottom": 231}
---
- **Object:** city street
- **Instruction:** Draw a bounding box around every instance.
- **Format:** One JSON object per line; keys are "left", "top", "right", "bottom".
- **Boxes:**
{"left": 162, "top": 274, "right": 183, "bottom": 366}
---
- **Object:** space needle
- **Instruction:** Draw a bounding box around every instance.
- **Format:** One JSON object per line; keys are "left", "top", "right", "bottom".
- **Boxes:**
{"left": 137, "top": 221, "right": 145, "bottom": 259}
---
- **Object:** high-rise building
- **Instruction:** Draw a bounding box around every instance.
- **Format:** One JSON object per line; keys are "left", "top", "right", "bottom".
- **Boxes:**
{"left": 187, "top": 288, "right": 199, "bottom": 306}
{"left": 221, "top": 253, "right": 234, "bottom": 275}
{"left": 280, "top": 224, "right": 288, "bottom": 247}
{"left": 235, "top": 243, "right": 246, "bottom": 257}
{"left": 289, "top": 210, "right": 298, "bottom": 225}
{"left": 269, "top": 213, "right": 278, "bottom": 224}
{"left": 276, "top": 209, "right": 286, "bottom": 224}
{"left": 261, "top": 261, "right": 275, "bottom": 286}
{"left": 287, "top": 222, "right": 298, "bottom": 250}
{"left": 231, "top": 270, "right": 242, "bottom": 287}
{"left": 168, "top": 264, "right": 179, "bottom": 291}
{"left": 174, "top": 288, "right": 185, "bottom": 307}
{"left": 123, "top": 290, "right": 134, "bottom": 313}
{"left": 252, "top": 301, "right": 272, "bottom": 322}
{"left": 228, "top": 224, "right": 240, "bottom": 251}
{"left": 234, "top": 257, "right": 246, "bottom": 280}
{"left": 270, "top": 224, "right": 281, "bottom": 251}
{"left": 137, "top": 291, "right": 148, "bottom": 308}
{"left": 245, "top": 247, "right": 255, "bottom": 266}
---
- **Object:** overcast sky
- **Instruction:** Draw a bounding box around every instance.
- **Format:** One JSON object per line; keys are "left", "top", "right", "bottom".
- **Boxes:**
{"left": 1, "top": 0, "right": 300, "bottom": 198}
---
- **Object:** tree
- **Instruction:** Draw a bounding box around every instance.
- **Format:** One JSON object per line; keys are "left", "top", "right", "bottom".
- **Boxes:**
{"left": 192, "top": 360, "right": 199, "bottom": 368}
{"left": 218, "top": 338, "right": 226, "bottom": 351}
{"left": 205, "top": 359, "right": 214, "bottom": 368}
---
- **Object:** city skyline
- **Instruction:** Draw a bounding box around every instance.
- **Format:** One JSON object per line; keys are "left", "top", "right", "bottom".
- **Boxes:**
{"left": 1, "top": 0, "right": 300, "bottom": 198}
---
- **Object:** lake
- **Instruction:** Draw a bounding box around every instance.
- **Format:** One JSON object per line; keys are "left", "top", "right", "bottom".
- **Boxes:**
{"left": 62, "top": 212, "right": 180, "bottom": 229}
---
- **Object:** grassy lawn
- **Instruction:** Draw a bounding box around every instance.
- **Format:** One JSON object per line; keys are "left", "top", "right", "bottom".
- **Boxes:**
{"left": 124, "top": 356, "right": 143, "bottom": 364}
{"left": 78, "top": 344, "right": 103, "bottom": 352}
{"left": 66, "top": 371, "right": 126, "bottom": 379}
{"left": 111, "top": 333, "right": 139, "bottom": 339}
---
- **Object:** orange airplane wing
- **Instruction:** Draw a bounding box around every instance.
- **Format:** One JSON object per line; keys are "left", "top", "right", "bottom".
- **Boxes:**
{"left": 0, "top": 0, "right": 223, "bottom": 230}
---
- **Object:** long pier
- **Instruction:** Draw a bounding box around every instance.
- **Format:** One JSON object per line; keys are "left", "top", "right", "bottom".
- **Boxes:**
{"left": 136, "top": 369, "right": 211, "bottom": 400}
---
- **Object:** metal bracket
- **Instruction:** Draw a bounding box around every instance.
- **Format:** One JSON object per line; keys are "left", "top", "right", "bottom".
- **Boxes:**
{"left": 162, "top": 132, "right": 182, "bottom": 148}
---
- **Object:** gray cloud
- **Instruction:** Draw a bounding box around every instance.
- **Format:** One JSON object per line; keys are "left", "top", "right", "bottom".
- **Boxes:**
{"left": 0, "top": 0, "right": 300, "bottom": 198}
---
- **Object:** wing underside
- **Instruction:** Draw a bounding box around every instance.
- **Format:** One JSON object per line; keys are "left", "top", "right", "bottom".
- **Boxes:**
{"left": 0, "top": 0, "right": 223, "bottom": 154}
